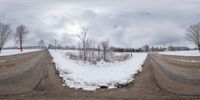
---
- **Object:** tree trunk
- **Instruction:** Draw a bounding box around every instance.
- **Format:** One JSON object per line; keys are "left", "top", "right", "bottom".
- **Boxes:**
{"left": 0, "top": 48, "right": 2, "bottom": 54}
{"left": 198, "top": 45, "right": 200, "bottom": 52}
{"left": 83, "top": 49, "right": 86, "bottom": 61}
{"left": 103, "top": 50, "right": 106, "bottom": 61}
{"left": 83, "top": 42, "right": 86, "bottom": 61}
{"left": 20, "top": 36, "right": 23, "bottom": 52}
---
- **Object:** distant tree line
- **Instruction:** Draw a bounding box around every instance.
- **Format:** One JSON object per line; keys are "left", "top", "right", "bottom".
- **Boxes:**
{"left": 111, "top": 46, "right": 166, "bottom": 52}
{"left": 3, "top": 46, "right": 42, "bottom": 50}
{"left": 111, "top": 47, "right": 136, "bottom": 52}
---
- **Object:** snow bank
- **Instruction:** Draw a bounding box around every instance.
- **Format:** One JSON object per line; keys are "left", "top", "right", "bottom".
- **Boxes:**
{"left": 0, "top": 49, "right": 42, "bottom": 56}
{"left": 49, "top": 50, "right": 147, "bottom": 91}
{"left": 159, "top": 50, "right": 200, "bottom": 56}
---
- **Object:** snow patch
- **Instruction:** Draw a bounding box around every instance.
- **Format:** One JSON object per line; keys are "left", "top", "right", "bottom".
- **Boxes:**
{"left": 49, "top": 50, "right": 147, "bottom": 91}
{"left": 167, "top": 58, "right": 200, "bottom": 63}
{"left": 0, "top": 49, "right": 42, "bottom": 56}
{"left": 159, "top": 50, "right": 200, "bottom": 56}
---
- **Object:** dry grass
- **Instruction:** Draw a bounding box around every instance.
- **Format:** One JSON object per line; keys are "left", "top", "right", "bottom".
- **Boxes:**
{"left": 65, "top": 52, "right": 131, "bottom": 65}
{"left": 112, "top": 54, "right": 131, "bottom": 61}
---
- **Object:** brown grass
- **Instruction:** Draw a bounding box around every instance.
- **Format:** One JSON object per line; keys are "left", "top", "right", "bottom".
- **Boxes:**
{"left": 112, "top": 54, "right": 131, "bottom": 61}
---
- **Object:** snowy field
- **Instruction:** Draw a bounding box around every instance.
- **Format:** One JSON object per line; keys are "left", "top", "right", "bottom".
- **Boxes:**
{"left": 49, "top": 50, "right": 147, "bottom": 90}
{"left": 159, "top": 50, "right": 200, "bottom": 56}
{"left": 0, "top": 49, "right": 42, "bottom": 56}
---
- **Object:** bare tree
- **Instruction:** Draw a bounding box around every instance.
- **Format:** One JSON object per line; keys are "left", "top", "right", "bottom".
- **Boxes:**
{"left": 101, "top": 41, "right": 109, "bottom": 62}
{"left": 85, "top": 39, "right": 92, "bottom": 60}
{"left": 87, "top": 39, "right": 96, "bottom": 63}
{"left": 77, "top": 27, "right": 89, "bottom": 61}
{"left": 14, "top": 25, "right": 29, "bottom": 52}
{"left": 107, "top": 46, "right": 114, "bottom": 62}
{"left": 186, "top": 22, "right": 200, "bottom": 52}
{"left": 97, "top": 43, "right": 101, "bottom": 61}
{"left": 38, "top": 39, "right": 45, "bottom": 48}
{"left": 0, "top": 23, "right": 12, "bottom": 53}
{"left": 143, "top": 45, "right": 149, "bottom": 52}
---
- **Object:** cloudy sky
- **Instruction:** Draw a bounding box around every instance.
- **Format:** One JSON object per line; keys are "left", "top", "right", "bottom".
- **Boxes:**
{"left": 0, "top": 0, "right": 200, "bottom": 48}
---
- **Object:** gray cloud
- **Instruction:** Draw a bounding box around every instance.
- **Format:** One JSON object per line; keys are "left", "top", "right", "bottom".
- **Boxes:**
{"left": 0, "top": 0, "right": 200, "bottom": 48}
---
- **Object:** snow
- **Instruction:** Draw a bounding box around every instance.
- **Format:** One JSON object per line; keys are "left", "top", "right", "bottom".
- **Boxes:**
{"left": 159, "top": 50, "right": 200, "bottom": 56}
{"left": 167, "top": 58, "right": 200, "bottom": 63}
{"left": 49, "top": 50, "right": 148, "bottom": 91}
{"left": 0, "top": 49, "right": 42, "bottom": 56}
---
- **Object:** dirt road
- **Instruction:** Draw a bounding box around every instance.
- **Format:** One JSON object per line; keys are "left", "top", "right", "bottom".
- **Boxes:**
{"left": 0, "top": 50, "right": 200, "bottom": 100}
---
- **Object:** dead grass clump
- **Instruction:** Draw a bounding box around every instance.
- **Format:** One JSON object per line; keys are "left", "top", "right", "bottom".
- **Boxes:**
{"left": 112, "top": 54, "right": 131, "bottom": 61}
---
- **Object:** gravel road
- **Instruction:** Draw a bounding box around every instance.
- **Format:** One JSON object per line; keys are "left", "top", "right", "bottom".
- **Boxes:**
{"left": 0, "top": 51, "right": 200, "bottom": 100}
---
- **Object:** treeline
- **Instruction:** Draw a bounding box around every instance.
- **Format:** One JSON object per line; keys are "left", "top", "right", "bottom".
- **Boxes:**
{"left": 111, "top": 46, "right": 165, "bottom": 52}
{"left": 3, "top": 46, "right": 41, "bottom": 50}
{"left": 111, "top": 47, "right": 138, "bottom": 52}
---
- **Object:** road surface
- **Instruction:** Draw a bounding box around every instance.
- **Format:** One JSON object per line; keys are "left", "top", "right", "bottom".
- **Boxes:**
{"left": 0, "top": 50, "right": 200, "bottom": 100}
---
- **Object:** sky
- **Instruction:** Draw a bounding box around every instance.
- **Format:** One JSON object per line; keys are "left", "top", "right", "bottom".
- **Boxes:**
{"left": 0, "top": 0, "right": 200, "bottom": 48}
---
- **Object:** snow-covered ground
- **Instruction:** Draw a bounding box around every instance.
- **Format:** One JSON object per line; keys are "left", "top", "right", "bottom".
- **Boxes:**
{"left": 0, "top": 49, "right": 42, "bottom": 56}
{"left": 159, "top": 50, "right": 200, "bottom": 56}
{"left": 49, "top": 50, "right": 147, "bottom": 91}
